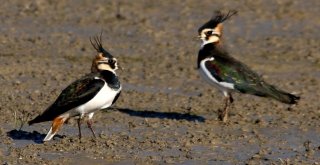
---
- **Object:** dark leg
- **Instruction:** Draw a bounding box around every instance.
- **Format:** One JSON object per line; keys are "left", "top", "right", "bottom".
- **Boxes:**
{"left": 87, "top": 119, "right": 96, "bottom": 138}
{"left": 77, "top": 117, "right": 82, "bottom": 139}
{"left": 229, "top": 94, "right": 234, "bottom": 104}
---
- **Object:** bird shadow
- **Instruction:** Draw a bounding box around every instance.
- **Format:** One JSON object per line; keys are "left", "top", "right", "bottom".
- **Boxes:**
{"left": 6, "top": 129, "right": 64, "bottom": 144}
{"left": 116, "top": 108, "right": 206, "bottom": 122}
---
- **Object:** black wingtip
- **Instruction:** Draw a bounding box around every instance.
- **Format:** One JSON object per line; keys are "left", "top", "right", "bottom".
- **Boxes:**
{"left": 275, "top": 91, "right": 300, "bottom": 105}
{"left": 288, "top": 94, "right": 300, "bottom": 104}
{"left": 28, "top": 115, "right": 41, "bottom": 125}
{"left": 28, "top": 119, "right": 35, "bottom": 126}
{"left": 198, "top": 10, "right": 238, "bottom": 33}
{"left": 28, "top": 114, "right": 47, "bottom": 125}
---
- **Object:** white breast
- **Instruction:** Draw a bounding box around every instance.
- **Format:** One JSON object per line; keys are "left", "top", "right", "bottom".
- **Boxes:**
{"left": 199, "top": 57, "right": 235, "bottom": 91}
{"left": 72, "top": 82, "right": 121, "bottom": 116}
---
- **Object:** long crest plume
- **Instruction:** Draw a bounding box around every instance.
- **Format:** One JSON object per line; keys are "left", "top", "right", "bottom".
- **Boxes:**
{"left": 213, "top": 10, "right": 237, "bottom": 24}
{"left": 90, "top": 32, "right": 113, "bottom": 58}
{"left": 198, "top": 10, "right": 238, "bottom": 33}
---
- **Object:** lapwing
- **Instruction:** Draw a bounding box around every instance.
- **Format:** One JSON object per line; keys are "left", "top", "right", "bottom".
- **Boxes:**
{"left": 29, "top": 35, "right": 122, "bottom": 141}
{"left": 197, "top": 10, "right": 299, "bottom": 122}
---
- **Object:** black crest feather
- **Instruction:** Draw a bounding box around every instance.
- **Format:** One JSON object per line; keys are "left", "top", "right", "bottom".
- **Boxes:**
{"left": 90, "top": 31, "right": 113, "bottom": 58}
{"left": 198, "top": 10, "right": 238, "bottom": 33}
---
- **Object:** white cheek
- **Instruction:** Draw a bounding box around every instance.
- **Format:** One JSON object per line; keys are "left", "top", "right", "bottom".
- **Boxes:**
{"left": 201, "top": 36, "right": 220, "bottom": 47}
{"left": 209, "top": 36, "right": 219, "bottom": 42}
{"left": 98, "top": 64, "right": 111, "bottom": 70}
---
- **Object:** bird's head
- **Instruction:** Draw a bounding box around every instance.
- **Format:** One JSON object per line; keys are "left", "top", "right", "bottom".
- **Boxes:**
{"left": 90, "top": 34, "right": 119, "bottom": 73}
{"left": 198, "top": 10, "right": 237, "bottom": 46}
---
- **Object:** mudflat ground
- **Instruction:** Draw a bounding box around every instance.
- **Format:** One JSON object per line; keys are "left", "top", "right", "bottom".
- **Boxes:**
{"left": 0, "top": 0, "right": 319, "bottom": 164}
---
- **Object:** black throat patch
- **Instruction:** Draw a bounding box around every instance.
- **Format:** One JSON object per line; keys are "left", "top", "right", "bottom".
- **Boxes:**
{"left": 100, "top": 70, "right": 121, "bottom": 89}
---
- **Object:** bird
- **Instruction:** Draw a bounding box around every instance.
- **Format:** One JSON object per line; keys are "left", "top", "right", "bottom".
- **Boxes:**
{"left": 197, "top": 10, "right": 300, "bottom": 122}
{"left": 28, "top": 34, "right": 122, "bottom": 141}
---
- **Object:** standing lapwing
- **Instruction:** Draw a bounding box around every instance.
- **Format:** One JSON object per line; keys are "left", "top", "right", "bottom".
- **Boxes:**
{"left": 29, "top": 35, "right": 121, "bottom": 141}
{"left": 197, "top": 11, "right": 299, "bottom": 122}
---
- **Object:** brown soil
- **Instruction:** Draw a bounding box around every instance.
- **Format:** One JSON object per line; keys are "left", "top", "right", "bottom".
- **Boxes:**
{"left": 1, "top": 0, "right": 319, "bottom": 164}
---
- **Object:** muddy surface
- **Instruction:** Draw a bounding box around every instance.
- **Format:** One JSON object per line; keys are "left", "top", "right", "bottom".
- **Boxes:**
{"left": 0, "top": 0, "right": 319, "bottom": 164}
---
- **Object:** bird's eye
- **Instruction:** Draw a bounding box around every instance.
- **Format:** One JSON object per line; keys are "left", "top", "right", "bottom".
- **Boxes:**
{"left": 205, "top": 31, "right": 213, "bottom": 36}
{"left": 108, "top": 59, "right": 114, "bottom": 64}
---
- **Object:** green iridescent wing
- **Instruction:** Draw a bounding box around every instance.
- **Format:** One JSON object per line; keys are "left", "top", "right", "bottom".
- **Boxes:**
{"left": 204, "top": 55, "right": 267, "bottom": 96}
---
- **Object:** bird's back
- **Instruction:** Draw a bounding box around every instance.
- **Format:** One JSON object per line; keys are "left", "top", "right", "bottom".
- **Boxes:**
{"left": 28, "top": 72, "right": 104, "bottom": 125}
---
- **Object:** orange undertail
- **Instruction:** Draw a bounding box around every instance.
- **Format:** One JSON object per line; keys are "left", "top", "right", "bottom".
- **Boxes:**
{"left": 43, "top": 116, "right": 67, "bottom": 141}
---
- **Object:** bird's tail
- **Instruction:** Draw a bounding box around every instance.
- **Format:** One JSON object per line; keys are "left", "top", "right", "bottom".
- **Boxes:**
{"left": 28, "top": 105, "right": 58, "bottom": 125}
{"left": 28, "top": 115, "right": 43, "bottom": 125}
{"left": 265, "top": 85, "right": 300, "bottom": 104}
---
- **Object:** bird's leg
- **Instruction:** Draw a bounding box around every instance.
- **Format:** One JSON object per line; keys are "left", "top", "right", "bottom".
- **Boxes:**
{"left": 222, "top": 97, "right": 230, "bottom": 122}
{"left": 229, "top": 94, "right": 234, "bottom": 104}
{"left": 86, "top": 112, "right": 96, "bottom": 138}
{"left": 87, "top": 119, "right": 96, "bottom": 138}
{"left": 77, "top": 117, "right": 82, "bottom": 140}
{"left": 219, "top": 93, "right": 233, "bottom": 122}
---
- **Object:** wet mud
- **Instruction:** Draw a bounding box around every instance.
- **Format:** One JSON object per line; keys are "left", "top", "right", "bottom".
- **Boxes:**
{"left": 0, "top": 0, "right": 320, "bottom": 164}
